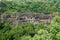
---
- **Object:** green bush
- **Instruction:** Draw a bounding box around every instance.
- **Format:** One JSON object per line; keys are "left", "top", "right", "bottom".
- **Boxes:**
{"left": 1, "top": 10, "right": 60, "bottom": 40}
{"left": 32, "top": 29, "right": 53, "bottom": 40}
{"left": 1, "top": 0, "right": 60, "bottom": 14}
{"left": 56, "top": 32, "right": 60, "bottom": 40}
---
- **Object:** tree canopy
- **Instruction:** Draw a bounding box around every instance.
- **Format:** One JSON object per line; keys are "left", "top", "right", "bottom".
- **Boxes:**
{"left": 0, "top": 16, "right": 60, "bottom": 40}
{"left": 0, "top": 0, "right": 60, "bottom": 14}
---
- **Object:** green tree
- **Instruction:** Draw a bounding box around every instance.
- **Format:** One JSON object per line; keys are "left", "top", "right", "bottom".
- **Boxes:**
{"left": 32, "top": 29, "right": 53, "bottom": 40}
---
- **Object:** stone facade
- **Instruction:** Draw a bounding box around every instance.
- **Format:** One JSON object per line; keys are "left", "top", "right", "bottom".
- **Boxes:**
{"left": 0, "top": 12, "right": 60, "bottom": 26}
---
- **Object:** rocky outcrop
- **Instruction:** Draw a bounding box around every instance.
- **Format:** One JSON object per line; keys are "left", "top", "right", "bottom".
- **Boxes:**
{"left": 0, "top": 12, "right": 60, "bottom": 26}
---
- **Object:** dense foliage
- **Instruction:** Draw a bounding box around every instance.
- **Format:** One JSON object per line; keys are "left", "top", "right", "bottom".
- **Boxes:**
{"left": 0, "top": 0, "right": 60, "bottom": 14}
{"left": 0, "top": 0, "right": 60, "bottom": 40}
{"left": 0, "top": 16, "right": 60, "bottom": 40}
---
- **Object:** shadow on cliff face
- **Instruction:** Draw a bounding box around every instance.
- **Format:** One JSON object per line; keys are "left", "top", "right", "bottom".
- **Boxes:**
{"left": 1, "top": 12, "right": 60, "bottom": 27}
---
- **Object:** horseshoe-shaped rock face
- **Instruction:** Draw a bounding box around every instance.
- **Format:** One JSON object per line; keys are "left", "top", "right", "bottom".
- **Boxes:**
{"left": 0, "top": 13, "right": 60, "bottom": 26}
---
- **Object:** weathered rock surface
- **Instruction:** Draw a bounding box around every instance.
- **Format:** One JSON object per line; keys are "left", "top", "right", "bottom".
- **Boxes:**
{"left": 0, "top": 12, "right": 60, "bottom": 26}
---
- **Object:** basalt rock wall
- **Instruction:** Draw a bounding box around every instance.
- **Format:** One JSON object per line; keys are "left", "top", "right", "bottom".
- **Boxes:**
{"left": 0, "top": 12, "right": 60, "bottom": 27}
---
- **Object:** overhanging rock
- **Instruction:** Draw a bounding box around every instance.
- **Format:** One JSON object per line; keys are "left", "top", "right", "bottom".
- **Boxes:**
{"left": 0, "top": 12, "right": 60, "bottom": 26}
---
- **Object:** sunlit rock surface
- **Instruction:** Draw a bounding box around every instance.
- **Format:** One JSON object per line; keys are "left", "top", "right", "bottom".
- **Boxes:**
{"left": 0, "top": 12, "right": 60, "bottom": 26}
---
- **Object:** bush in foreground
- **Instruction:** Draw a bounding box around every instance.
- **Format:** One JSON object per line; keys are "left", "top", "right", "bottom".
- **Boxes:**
{"left": 0, "top": 16, "right": 60, "bottom": 40}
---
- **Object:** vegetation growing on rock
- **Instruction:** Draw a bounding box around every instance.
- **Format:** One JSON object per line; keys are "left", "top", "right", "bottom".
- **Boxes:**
{"left": 0, "top": 16, "right": 60, "bottom": 40}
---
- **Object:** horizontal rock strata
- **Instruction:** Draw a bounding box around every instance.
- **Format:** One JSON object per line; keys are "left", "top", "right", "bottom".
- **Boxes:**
{"left": 0, "top": 12, "right": 60, "bottom": 26}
